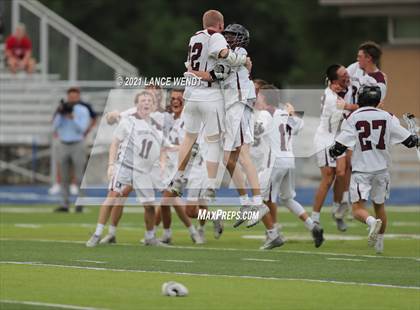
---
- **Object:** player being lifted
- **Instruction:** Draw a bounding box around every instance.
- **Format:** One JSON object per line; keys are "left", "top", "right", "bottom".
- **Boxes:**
{"left": 329, "top": 85, "right": 418, "bottom": 253}
{"left": 188, "top": 23, "right": 272, "bottom": 229}
{"left": 167, "top": 11, "right": 253, "bottom": 207}
{"left": 254, "top": 85, "right": 324, "bottom": 248}
{"left": 87, "top": 91, "right": 169, "bottom": 247}
{"left": 312, "top": 64, "right": 356, "bottom": 231}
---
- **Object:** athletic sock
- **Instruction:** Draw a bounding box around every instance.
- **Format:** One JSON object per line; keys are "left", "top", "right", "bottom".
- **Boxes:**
{"left": 239, "top": 194, "right": 249, "bottom": 206}
{"left": 304, "top": 218, "right": 315, "bottom": 231}
{"left": 266, "top": 228, "right": 279, "bottom": 239}
{"left": 145, "top": 230, "right": 154, "bottom": 240}
{"left": 366, "top": 216, "right": 376, "bottom": 227}
{"left": 342, "top": 191, "right": 349, "bottom": 204}
{"left": 94, "top": 223, "right": 105, "bottom": 236}
{"left": 208, "top": 178, "right": 217, "bottom": 189}
{"left": 273, "top": 222, "right": 280, "bottom": 231}
{"left": 188, "top": 225, "right": 197, "bottom": 235}
{"left": 163, "top": 228, "right": 172, "bottom": 238}
{"left": 311, "top": 212, "right": 320, "bottom": 224}
{"left": 377, "top": 233, "right": 384, "bottom": 241}
{"left": 199, "top": 224, "right": 205, "bottom": 231}
{"left": 253, "top": 195, "right": 263, "bottom": 206}
{"left": 108, "top": 225, "right": 117, "bottom": 236}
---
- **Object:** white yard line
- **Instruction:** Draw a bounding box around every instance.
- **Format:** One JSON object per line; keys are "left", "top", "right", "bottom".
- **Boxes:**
{"left": 157, "top": 259, "right": 194, "bottom": 263}
{"left": 14, "top": 224, "right": 42, "bottom": 229}
{"left": 74, "top": 259, "right": 106, "bottom": 264}
{"left": 327, "top": 258, "right": 365, "bottom": 262}
{"left": 0, "top": 261, "right": 418, "bottom": 290}
{"left": 1, "top": 237, "right": 419, "bottom": 262}
{"left": 0, "top": 299, "right": 108, "bottom": 310}
{"left": 242, "top": 258, "right": 278, "bottom": 262}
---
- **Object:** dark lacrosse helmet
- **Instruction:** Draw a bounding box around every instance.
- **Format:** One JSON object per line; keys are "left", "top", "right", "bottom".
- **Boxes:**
{"left": 357, "top": 85, "right": 381, "bottom": 107}
{"left": 223, "top": 23, "right": 250, "bottom": 49}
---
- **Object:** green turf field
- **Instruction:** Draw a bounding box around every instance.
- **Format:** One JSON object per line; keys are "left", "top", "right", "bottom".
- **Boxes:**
{"left": 0, "top": 204, "right": 419, "bottom": 310}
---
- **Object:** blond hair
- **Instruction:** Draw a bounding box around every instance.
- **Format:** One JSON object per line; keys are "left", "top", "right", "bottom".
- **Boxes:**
{"left": 202, "top": 10, "right": 223, "bottom": 28}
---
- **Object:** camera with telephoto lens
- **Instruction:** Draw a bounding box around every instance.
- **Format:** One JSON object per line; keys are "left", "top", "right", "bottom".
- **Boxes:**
{"left": 57, "top": 99, "right": 74, "bottom": 115}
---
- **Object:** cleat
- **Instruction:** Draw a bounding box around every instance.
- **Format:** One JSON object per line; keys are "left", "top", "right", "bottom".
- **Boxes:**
{"left": 86, "top": 234, "right": 101, "bottom": 247}
{"left": 99, "top": 234, "right": 116, "bottom": 244}
{"left": 233, "top": 206, "right": 248, "bottom": 228}
{"left": 191, "top": 230, "right": 204, "bottom": 244}
{"left": 160, "top": 235, "right": 172, "bottom": 245}
{"left": 312, "top": 224, "right": 325, "bottom": 248}
{"left": 260, "top": 235, "right": 285, "bottom": 250}
{"left": 75, "top": 205, "right": 84, "bottom": 213}
{"left": 167, "top": 177, "right": 186, "bottom": 197}
{"left": 212, "top": 218, "right": 224, "bottom": 239}
{"left": 332, "top": 213, "right": 347, "bottom": 232}
{"left": 368, "top": 219, "right": 382, "bottom": 247}
{"left": 198, "top": 227, "right": 206, "bottom": 243}
{"left": 200, "top": 187, "right": 216, "bottom": 202}
{"left": 144, "top": 237, "right": 168, "bottom": 246}
{"left": 246, "top": 204, "right": 270, "bottom": 228}
{"left": 375, "top": 237, "right": 384, "bottom": 254}
{"left": 54, "top": 206, "right": 69, "bottom": 213}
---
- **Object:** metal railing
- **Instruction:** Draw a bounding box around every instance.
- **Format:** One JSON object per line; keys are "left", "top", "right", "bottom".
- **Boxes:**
{"left": 10, "top": 0, "right": 138, "bottom": 81}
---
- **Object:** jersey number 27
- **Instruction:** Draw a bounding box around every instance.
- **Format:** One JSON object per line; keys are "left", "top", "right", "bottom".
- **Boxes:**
{"left": 356, "top": 120, "right": 386, "bottom": 151}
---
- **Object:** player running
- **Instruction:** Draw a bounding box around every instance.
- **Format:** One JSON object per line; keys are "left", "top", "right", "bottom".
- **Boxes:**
{"left": 329, "top": 85, "right": 418, "bottom": 253}
{"left": 254, "top": 85, "right": 324, "bottom": 248}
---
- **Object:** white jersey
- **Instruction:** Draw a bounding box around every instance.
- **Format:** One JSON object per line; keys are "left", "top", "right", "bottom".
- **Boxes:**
{"left": 184, "top": 29, "right": 227, "bottom": 102}
{"left": 336, "top": 107, "right": 411, "bottom": 173}
{"left": 314, "top": 87, "right": 345, "bottom": 148}
{"left": 114, "top": 114, "right": 166, "bottom": 173}
{"left": 251, "top": 110, "right": 273, "bottom": 170}
{"left": 221, "top": 47, "right": 256, "bottom": 108}
{"left": 347, "top": 62, "right": 387, "bottom": 101}
{"left": 120, "top": 107, "right": 168, "bottom": 134}
{"left": 270, "top": 108, "right": 304, "bottom": 168}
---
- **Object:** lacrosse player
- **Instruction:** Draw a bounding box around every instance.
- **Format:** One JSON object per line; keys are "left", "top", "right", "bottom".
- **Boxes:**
{"left": 329, "top": 85, "right": 418, "bottom": 253}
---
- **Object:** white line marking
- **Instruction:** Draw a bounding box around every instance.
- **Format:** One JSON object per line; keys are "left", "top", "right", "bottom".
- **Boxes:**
{"left": 0, "top": 261, "right": 418, "bottom": 290}
{"left": 242, "top": 234, "right": 365, "bottom": 241}
{"left": 158, "top": 259, "right": 194, "bottom": 263}
{"left": 327, "top": 258, "right": 365, "bottom": 262}
{"left": 242, "top": 258, "right": 278, "bottom": 262}
{"left": 14, "top": 224, "right": 42, "bottom": 229}
{"left": 74, "top": 260, "right": 106, "bottom": 264}
{"left": 0, "top": 299, "right": 108, "bottom": 310}
{"left": 1, "top": 238, "right": 419, "bottom": 262}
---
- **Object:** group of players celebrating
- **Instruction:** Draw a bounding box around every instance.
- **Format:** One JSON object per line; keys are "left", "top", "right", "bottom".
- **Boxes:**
{"left": 86, "top": 10, "right": 419, "bottom": 253}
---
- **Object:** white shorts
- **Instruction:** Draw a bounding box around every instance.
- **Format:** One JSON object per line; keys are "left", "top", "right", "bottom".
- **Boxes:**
{"left": 261, "top": 167, "right": 296, "bottom": 202}
{"left": 350, "top": 171, "right": 390, "bottom": 204}
{"left": 183, "top": 99, "right": 225, "bottom": 137}
{"left": 224, "top": 103, "right": 254, "bottom": 151}
{"left": 315, "top": 147, "right": 345, "bottom": 168}
{"left": 108, "top": 163, "right": 160, "bottom": 204}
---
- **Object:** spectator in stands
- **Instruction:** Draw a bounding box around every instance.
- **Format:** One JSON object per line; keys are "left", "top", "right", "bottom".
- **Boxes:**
{"left": 53, "top": 87, "right": 91, "bottom": 213}
{"left": 49, "top": 88, "right": 97, "bottom": 196}
{"left": 5, "top": 23, "right": 36, "bottom": 74}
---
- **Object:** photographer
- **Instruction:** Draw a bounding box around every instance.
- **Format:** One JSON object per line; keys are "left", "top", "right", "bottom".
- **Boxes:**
{"left": 52, "top": 87, "right": 90, "bottom": 213}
